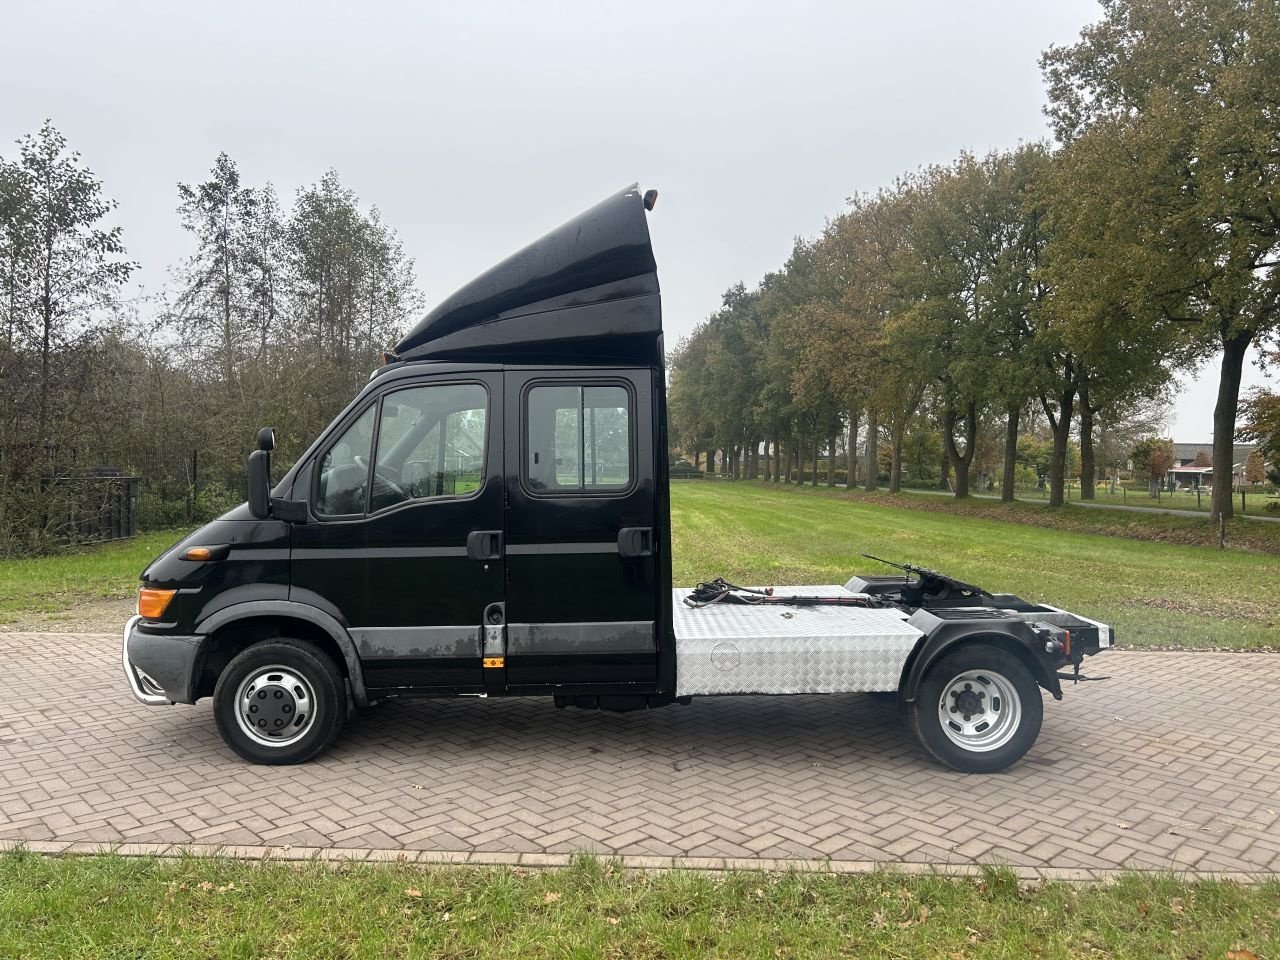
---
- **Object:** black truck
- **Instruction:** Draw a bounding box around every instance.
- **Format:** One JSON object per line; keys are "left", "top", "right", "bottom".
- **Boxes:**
{"left": 123, "top": 185, "right": 1110, "bottom": 773}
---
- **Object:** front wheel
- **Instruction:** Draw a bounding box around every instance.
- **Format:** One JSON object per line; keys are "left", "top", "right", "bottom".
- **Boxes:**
{"left": 906, "top": 643, "right": 1043, "bottom": 773}
{"left": 213, "top": 639, "right": 346, "bottom": 765}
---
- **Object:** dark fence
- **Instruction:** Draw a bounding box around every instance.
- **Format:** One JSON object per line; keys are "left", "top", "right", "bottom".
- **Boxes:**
{"left": 39, "top": 474, "right": 139, "bottom": 544}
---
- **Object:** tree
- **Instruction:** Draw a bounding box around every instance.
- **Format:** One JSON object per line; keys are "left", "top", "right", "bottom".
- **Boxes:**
{"left": 1093, "top": 395, "right": 1170, "bottom": 489}
{"left": 4, "top": 122, "right": 135, "bottom": 438}
{"left": 1245, "top": 449, "right": 1266, "bottom": 485}
{"left": 1239, "top": 374, "right": 1280, "bottom": 483}
{"left": 0, "top": 123, "right": 137, "bottom": 551}
{"left": 172, "top": 153, "right": 261, "bottom": 385}
{"left": 286, "top": 171, "right": 421, "bottom": 410}
{"left": 900, "top": 150, "right": 1052, "bottom": 498}
{"left": 819, "top": 185, "right": 922, "bottom": 493}
{"left": 1041, "top": 0, "right": 1280, "bottom": 520}
{"left": 1131, "top": 436, "right": 1175, "bottom": 496}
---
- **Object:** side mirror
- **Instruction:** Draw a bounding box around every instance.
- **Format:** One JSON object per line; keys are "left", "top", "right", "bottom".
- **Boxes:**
{"left": 247, "top": 448, "right": 271, "bottom": 519}
{"left": 256, "top": 427, "right": 276, "bottom": 452}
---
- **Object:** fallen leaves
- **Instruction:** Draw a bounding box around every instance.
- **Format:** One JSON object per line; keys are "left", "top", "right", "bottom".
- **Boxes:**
{"left": 1226, "top": 950, "right": 1259, "bottom": 960}
{"left": 543, "top": 891, "right": 561, "bottom": 904}
{"left": 871, "top": 905, "right": 930, "bottom": 930}
{"left": 190, "top": 880, "right": 237, "bottom": 894}
{"left": 898, "top": 905, "right": 930, "bottom": 929}
{"left": 404, "top": 888, "right": 422, "bottom": 898}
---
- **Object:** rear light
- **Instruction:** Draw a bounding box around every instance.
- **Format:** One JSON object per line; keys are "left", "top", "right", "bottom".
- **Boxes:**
{"left": 137, "top": 587, "right": 177, "bottom": 620}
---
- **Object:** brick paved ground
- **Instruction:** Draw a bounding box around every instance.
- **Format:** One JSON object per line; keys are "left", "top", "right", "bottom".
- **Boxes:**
{"left": 2, "top": 633, "right": 1278, "bottom": 875}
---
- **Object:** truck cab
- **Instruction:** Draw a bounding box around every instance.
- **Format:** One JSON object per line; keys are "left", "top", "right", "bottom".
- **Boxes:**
{"left": 124, "top": 185, "right": 1109, "bottom": 773}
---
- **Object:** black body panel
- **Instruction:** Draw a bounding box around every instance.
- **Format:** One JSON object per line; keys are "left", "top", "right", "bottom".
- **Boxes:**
{"left": 393, "top": 186, "right": 661, "bottom": 366}
{"left": 290, "top": 370, "right": 506, "bottom": 691}
{"left": 501, "top": 367, "right": 660, "bottom": 689}
{"left": 139, "top": 516, "right": 291, "bottom": 635}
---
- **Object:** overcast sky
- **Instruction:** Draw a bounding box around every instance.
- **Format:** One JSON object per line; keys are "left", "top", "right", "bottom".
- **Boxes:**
{"left": 2, "top": 0, "right": 1271, "bottom": 439}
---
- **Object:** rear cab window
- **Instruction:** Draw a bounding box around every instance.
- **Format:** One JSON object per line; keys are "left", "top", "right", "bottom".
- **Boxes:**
{"left": 524, "top": 382, "right": 632, "bottom": 495}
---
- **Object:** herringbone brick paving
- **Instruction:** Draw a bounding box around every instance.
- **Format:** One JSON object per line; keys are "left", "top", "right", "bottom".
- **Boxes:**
{"left": 2, "top": 632, "right": 1278, "bottom": 873}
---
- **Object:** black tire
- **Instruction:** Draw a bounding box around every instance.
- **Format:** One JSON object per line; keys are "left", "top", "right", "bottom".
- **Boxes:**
{"left": 213, "top": 639, "right": 346, "bottom": 765}
{"left": 905, "top": 643, "right": 1042, "bottom": 774}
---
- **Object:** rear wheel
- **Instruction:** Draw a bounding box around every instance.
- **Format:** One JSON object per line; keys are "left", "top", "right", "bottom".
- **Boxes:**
{"left": 906, "top": 643, "right": 1042, "bottom": 773}
{"left": 213, "top": 639, "right": 345, "bottom": 765}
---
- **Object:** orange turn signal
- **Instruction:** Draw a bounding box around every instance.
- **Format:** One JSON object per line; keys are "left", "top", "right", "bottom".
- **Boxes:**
{"left": 182, "top": 547, "right": 213, "bottom": 561}
{"left": 137, "top": 587, "right": 177, "bottom": 620}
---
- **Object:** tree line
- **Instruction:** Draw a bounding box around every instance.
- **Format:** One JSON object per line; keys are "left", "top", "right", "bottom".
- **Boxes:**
{"left": 0, "top": 124, "right": 420, "bottom": 553}
{"left": 668, "top": 0, "right": 1280, "bottom": 521}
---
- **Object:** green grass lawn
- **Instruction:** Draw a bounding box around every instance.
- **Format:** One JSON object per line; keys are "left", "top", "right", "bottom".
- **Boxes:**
{"left": 672, "top": 483, "right": 1280, "bottom": 650}
{"left": 1, "top": 852, "right": 1275, "bottom": 960}
{"left": 0, "top": 530, "right": 181, "bottom": 624}
{"left": 1050, "top": 484, "right": 1278, "bottom": 517}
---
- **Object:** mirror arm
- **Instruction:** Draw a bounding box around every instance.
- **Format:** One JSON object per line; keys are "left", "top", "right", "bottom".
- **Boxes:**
{"left": 270, "top": 498, "right": 310, "bottom": 524}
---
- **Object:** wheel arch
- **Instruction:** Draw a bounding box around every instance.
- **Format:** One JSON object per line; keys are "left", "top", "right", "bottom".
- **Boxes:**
{"left": 899, "top": 626, "right": 1061, "bottom": 704}
{"left": 194, "top": 601, "right": 368, "bottom": 706}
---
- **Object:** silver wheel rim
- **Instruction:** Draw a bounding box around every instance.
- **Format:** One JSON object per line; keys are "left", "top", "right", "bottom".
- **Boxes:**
{"left": 937, "top": 669, "right": 1022, "bottom": 753}
{"left": 233, "top": 665, "right": 317, "bottom": 747}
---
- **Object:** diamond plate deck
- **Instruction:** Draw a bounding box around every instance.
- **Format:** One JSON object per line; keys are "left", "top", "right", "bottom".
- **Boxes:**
{"left": 672, "top": 586, "right": 923, "bottom": 697}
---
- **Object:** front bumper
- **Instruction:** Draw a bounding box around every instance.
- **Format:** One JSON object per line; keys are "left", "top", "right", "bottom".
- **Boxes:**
{"left": 122, "top": 615, "right": 202, "bottom": 705}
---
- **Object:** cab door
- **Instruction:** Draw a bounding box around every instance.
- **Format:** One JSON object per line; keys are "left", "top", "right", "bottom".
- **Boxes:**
{"left": 501, "top": 368, "right": 659, "bottom": 691}
{"left": 290, "top": 372, "right": 503, "bottom": 692}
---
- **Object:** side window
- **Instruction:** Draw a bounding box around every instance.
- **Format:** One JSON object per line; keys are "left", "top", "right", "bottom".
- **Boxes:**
{"left": 526, "top": 383, "right": 631, "bottom": 493}
{"left": 370, "top": 383, "right": 487, "bottom": 512}
{"left": 315, "top": 405, "right": 376, "bottom": 516}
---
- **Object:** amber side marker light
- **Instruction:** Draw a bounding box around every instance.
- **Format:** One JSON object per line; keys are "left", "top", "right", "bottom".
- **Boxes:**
{"left": 182, "top": 546, "right": 213, "bottom": 561}
{"left": 137, "top": 587, "right": 177, "bottom": 621}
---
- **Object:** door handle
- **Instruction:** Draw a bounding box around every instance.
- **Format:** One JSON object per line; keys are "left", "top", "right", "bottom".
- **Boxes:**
{"left": 617, "top": 526, "right": 653, "bottom": 558}
{"left": 467, "top": 529, "right": 504, "bottom": 561}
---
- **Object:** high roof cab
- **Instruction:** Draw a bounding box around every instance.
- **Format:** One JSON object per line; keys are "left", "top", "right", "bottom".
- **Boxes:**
{"left": 391, "top": 185, "right": 663, "bottom": 366}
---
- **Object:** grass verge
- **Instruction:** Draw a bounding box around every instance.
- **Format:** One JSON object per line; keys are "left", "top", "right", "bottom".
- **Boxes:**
{"left": 1, "top": 852, "right": 1276, "bottom": 959}
{"left": 0, "top": 530, "right": 181, "bottom": 624}
{"left": 884, "top": 486, "right": 1280, "bottom": 554}
{"left": 671, "top": 483, "right": 1280, "bottom": 650}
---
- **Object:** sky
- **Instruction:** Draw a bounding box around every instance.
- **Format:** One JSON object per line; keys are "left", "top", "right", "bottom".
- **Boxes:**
{"left": 1, "top": 0, "right": 1272, "bottom": 440}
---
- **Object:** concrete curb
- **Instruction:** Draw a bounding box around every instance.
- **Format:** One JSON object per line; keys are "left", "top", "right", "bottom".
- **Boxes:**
{"left": 1, "top": 839, "right": 1270, "bottom": 885}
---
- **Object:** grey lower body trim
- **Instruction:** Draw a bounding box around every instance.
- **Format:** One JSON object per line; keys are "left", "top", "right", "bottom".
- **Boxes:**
{"left": 506, "top": 621, "right": 655, "bottom": 656}
{"left": 505, "top": 542, "right": 618, "bottom": 556}
{"left": 292, "top": 546, "right": 468, "bottom": 559}
{"left": 123, "top": 616, "right": 201, "bottom": 704}
{"left": 350, "top": 625, "right": 481, "bottom": 659}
